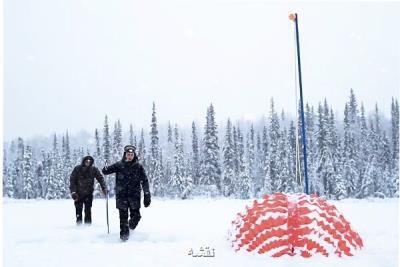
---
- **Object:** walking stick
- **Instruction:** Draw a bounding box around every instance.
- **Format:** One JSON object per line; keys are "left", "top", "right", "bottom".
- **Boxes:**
{"left": 106, "top": 191, "right": 109, "bottom": 234}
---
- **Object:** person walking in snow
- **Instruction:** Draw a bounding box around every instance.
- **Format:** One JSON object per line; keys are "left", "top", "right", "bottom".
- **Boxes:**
{"left": 69, "top": 156, "right": 108, "bottom": 225}
{"left": 102, "top": 145, "right": 151, "bottom": 241}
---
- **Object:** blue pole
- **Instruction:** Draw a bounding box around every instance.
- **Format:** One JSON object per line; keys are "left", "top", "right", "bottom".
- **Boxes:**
{"left": 294, "top": 13, "right": 309, "bottom": 194}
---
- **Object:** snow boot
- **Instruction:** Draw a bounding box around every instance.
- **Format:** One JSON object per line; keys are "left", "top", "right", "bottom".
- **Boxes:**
{"left": 84, "top": 213, "right": 92, "bottom": 225}
{"left": 120, "top": 221, "right": 129, "bottom": 241}
{"left": 120, "top": 227, "right": 129, "bottom": 241}
{"left": 129, "top": 218, "right": 140, "bottom": 230}
{"left": 76, "top": 213, "right": 83, "bottom": 225}
{"left": 120, "top": 233, "right": 129, "bottom": 241}
{"left": 128, "top": 208, "right": 141, "bottom": 230}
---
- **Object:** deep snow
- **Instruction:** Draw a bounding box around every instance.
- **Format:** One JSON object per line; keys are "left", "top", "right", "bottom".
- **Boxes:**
{"left": 3, "top": 197, "right": 399, "bottom": 267}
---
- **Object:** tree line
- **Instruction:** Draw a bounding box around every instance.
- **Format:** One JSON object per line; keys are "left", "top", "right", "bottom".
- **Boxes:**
{"left": 3, "top": 90, "right": 399, "bottom": 200}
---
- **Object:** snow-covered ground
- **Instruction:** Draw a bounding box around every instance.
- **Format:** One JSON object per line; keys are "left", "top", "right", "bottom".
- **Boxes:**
{"left": 3, "top": 197, "right": 399, "bottom": 267}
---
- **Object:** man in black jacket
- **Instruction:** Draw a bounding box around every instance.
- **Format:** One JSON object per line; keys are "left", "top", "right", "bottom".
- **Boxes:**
{"left": 69, "top": 156, "right": 108, "bottom": 225}
{"left": 102, "top": 145, "right": 151, "bottom": 241}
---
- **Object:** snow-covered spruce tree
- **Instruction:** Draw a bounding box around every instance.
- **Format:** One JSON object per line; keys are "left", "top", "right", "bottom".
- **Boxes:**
{"left": 328, "top": 108, "right": 346, "bottom": 199}
{"left": 278, "top": 111, "right": 298, "bottom": 195}
{"left": 262, "top": 125, "right": 269, "bottom": 170}
{"left": 275, "top": 126, "right": 290, "bottom": 194}
{"left": 163, "top": 121, "right": 174, "bottom": 196}
{"left": 356, "top": 103, "right": 372, "bottom": 198}
{"left": 22, "top": 146, "right": 35, "bottom": 199}
{"left": 233, "top": 126, "right": 239, "bottom": 176}
{"left": 61, "top": 131, "right": 73, "bottom": 198}
{"left": 4, "top": 165, "right": 15, "bottom": 198}
{"left": 138, "top": 129, "right": 147, "bottom": 169}
{"left": 170, "top": 125, "right": 181, "bottom": 197}
{"left": 102, "top": 116, "right": 113, "bottom": 196}
{"left": 191, "top": 121, "right": 200, "bottom": 185}
{"left": 9, "top": 140, "right": 16, "bottom": 159}
{"left": 363, "top": 115, "right": 382, "bottom": 198}
{"left": 342, "top": 103, "right": 358, "bottom": 198}
{"left": 71, "top": 148, "right": 80, "bottom": 166}
{"left": 113, "top": 120, "right": 123, "bottom": 162}
{"left": 35, "top": 154, "right": 44, "bottom": 199}
{"left": 158, "top": 147, "right": 167, "bottom": 198}
{"left": 181, "top": 151, "right": 194, "bottom": 199}
{"left": 260, "top": 124, "right": 271, "bottom": 194}
{"left": 265, "top": 98, "right": 280, "bottom": 194}
{"left": 316, "top": 99, "right": 346, "bottom": 199}
{"left": 149, "top": 102, "right": 163, "bottom": 196}
{"left": 3, "top": 149, "right": 14, "bottom": 198}
{"left": 235, "top": 126, "right": 251, "bottom": 199}
{"left": 314, "top": 100, "right": 337, "bottom": 198}
{"left": 246, "top": 124, "right": 256, "bottom": 195}
{"left": 298, "top": 103, "right": 318, "bottom": 195}
{"left": 3, "top": 149, "right": 7, "bottom": 194}
{"left": 103, "top": 115, "right": 112, "bottom": 165}
{"left": 62, "top": 135, "right": 66, "bottom": 158}
{"left": 348, "top": 89, "right": 360, "bottom": 129}
{"left": 344, "top": 90, "right": 361, "bottom": 197}
{"left": 356, "top": 103, "right": 373, "bottom": 198}
{"left": 59, "top": 149, "right": 68, "bottom": 198}
{"left": 45, "top": 136, "right": 56, "bottom": 199}
{"left": 171, "top": 125, "right": 193, "bottom": 199}
{"left": 37, "top": 150, "right": 51, "bottom": 198}
{"left": 129, "top": 124, "right": 137, "bottom": 148}
{"left": 56, "top": 150, "right": 67, "bottom": 199}
{"left": 46, "top": 135, "right": 62, "bottom": 199}
{"left": 95, "top": 128, "right": 102, "bottom": 159}
{"left": 12, "top": 137, "right": 25, "bottom": 198}
{"left": 379, "top": 131, "right": 392, "bottom": 197}
{"left": 199, "top": 104, "right": 222, "bottom": 194}
{"left": 372, "top": 105, "right": 391, "bottom": 198}
{"left": 93, "top": 128, "right": 104, "bottom": 198}
{"left": 9, "top": 157, "right": 20, "bottom": 198}
{"left": 391, "top": 98, "right": 399, "bottom": 160}
{"left": 391, "top": 98, "right": 399, "bottom": 197}
{"left": 254, "top": 130, "right": 265, "bottom": 197}
{"left": 79, "top": 146, "right": 85, "bottom": 159}
{"left": 5, "top": 141, "right": 16, "bottom": 198}
{"left": 222, "top": 119, "right": 235, "bottom": 197}
{"left": 64, "top": 131, "right": 71, "bottom": 163}
{"left": 168, "top": 121, "right": 173, "bottom": 143}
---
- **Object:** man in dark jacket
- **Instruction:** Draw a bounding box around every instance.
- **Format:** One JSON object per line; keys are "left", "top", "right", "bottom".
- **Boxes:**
{"left": 102, "top": 145, "right": 151, "bottom": 241}
{"left": 69, "top": 155, "right": 108, "bottom": 225}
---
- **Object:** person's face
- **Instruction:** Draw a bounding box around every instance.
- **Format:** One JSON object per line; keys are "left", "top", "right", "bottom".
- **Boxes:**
{"left": 126, "top": 152, "right": 135, "bottom": 162}
{"left": 84, "top": 159, "right": 91, "bottom": 167}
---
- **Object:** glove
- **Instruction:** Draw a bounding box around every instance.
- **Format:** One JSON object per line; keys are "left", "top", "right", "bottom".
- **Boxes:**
{"left": 143, "top": 193, "right": 151, "bottom": 208}
{"left": 71, "top": 192, "right": 79, "bottom": 202}
{"left": 102, "top": 188, "right": 109, "bottom": 196}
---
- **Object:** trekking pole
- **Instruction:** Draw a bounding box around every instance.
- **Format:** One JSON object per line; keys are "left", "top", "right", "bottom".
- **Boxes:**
{"left": 106, "top": 192, "right": 109, "bottom": 234}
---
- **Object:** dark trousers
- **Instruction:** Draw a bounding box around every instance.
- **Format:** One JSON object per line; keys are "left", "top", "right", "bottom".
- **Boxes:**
{"left": 74, "top": 194, "right": 93, "bottom": 224}
{"left": 119, "top": 207, "right": 141, "bottom": 235}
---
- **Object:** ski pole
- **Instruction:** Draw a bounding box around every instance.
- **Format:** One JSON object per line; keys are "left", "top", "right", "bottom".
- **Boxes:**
{"left": 106, "top": 192, "right": 109, "bottom": 234}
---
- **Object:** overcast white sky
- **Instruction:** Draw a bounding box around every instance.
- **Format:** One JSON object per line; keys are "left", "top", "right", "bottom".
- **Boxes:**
{"left": 4, "top": 0, "right": 399, "bottom": 140}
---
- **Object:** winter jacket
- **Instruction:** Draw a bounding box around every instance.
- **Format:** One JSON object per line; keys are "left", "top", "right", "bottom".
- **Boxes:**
{"left": 102, "top": 155, "right": 150, "bottom": 210}
{"left": 69, "top": 156, "right": 107, "bottom": 198}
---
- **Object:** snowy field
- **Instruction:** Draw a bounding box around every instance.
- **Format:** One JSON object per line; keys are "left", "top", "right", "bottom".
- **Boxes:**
{"left": 3, "top": 197, "right": 399, "bottom": 267}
